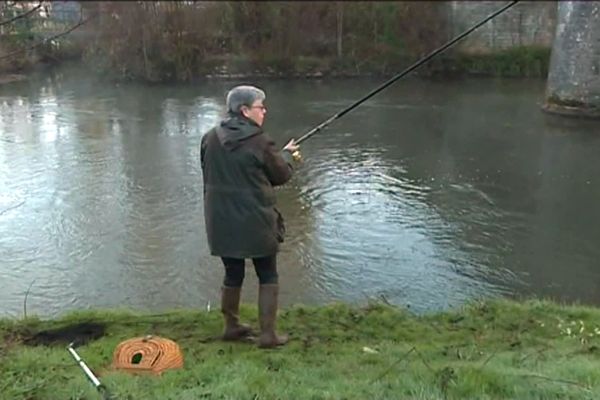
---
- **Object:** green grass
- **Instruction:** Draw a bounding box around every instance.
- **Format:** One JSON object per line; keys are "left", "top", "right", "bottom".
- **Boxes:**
{"left": 2, "top": 299, "right": 600, "bottom": 399}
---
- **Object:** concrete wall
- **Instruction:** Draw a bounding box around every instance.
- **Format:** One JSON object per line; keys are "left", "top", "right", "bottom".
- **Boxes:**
{"left": 448, "top": 1, "right": 558, "bottom": 54}
{"left": 544, "top": 1, "right": 600, "bottom": 118}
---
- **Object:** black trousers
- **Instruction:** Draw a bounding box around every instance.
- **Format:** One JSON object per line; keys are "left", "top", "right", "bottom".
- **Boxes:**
{"left": 221, "top": 255, "right": 278, "bottom": 287}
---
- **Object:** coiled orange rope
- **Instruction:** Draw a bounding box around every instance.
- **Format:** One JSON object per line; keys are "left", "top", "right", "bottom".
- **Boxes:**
{"left": 112, "top": 335, "right": 184, "bottom": 375}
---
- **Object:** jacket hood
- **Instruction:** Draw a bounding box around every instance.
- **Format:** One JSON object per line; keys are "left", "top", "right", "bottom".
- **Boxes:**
{"left": 217, "top": 114, "right": 263, "bottom": 151}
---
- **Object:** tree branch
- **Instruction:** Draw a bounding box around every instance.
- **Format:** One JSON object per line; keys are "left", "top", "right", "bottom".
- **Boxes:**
{"left": 0, "top": 200, "right": 25, "bottom": 216}
{"left": 0, "top": 2, "right": 43, "bottom": 27}
{"left": 23, "top": 278, "right": 37, "bottom": 319}
{"left": 0, "top": 12, "right": 95, "bottom": 62}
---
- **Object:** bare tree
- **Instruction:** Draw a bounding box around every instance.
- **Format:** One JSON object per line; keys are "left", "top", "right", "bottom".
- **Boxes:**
{"left": 0, "top": 1, "right": 43, "bottom": 27}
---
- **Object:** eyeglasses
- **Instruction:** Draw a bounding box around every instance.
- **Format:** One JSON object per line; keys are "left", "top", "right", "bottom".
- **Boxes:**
{"left": 249, "top": 105, "right": 267, "bottom": 112}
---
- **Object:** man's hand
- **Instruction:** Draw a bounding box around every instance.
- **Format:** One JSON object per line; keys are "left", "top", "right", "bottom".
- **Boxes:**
{"left": 283, "top": 138, "right": 299, "bottom": 153}
{"left": 283, "top": 139, "right": 302, "bottom": 162}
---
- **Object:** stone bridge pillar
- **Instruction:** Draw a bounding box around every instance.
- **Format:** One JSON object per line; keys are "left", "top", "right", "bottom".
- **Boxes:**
{"left": 544, "top": 1, "right": 600, "bottom": 118}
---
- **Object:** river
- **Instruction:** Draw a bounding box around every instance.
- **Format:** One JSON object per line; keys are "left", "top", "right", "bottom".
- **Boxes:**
{"left": 1, "top": 65, "right": 599, "bottom": 318}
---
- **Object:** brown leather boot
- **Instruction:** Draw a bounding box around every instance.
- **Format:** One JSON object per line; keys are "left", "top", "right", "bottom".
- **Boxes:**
{"left": 221, "top": 286, "right": 254, "bottom": 341}
{"left": 257, "top": 284, "right": 289, "bottom": 348}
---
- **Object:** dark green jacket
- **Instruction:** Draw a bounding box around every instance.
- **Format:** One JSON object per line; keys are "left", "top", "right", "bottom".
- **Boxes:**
{"left": 200, "top": 115, "right": 294, "bottom": 258}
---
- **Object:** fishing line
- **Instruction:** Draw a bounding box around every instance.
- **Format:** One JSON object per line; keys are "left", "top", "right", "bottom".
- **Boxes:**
{"left": 293, "top": 1, "right": 520, "bottom": 146}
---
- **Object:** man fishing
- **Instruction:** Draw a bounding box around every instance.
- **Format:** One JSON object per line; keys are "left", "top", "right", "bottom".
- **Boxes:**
{"left": 200, "top": 0, "right": 519, "bottom": 348}
{"left": 200, "top": 85, "right": 300, "bottom": 348}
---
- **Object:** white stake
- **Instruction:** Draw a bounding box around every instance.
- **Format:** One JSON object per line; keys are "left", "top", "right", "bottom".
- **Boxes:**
{"left": 67, "top": 343, "right": 102, "bottom": 389}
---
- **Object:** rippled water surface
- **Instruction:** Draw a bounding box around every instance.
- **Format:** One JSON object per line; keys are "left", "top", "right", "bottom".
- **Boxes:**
{"left": 1, "top": 66, "right": 599, "bottom": 317}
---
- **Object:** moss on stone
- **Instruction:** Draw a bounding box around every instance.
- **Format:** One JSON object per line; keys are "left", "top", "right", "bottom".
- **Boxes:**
{"left": 546, "top": 94, "right": 598, "bottom": 110}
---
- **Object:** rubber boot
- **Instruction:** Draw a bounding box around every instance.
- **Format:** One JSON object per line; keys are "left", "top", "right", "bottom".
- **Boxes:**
{"left": 257, "top": 284, "right": 289, "bottom": 348}
{"left": 221, "top": 286, "right": 254, "bottom": 341}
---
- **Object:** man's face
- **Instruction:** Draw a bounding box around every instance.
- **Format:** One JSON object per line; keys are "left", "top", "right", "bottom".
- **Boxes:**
{"left": 241, "top": 100, "right": 267, "bottom": 126}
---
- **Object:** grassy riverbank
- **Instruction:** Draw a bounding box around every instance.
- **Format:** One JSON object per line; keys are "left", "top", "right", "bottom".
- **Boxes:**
{"left": 1, "top": 44, "right": 550, "bottom": 84}
{"left": 2, "top": 299, "right": 600, "bottom": 399}
{"left": 194, "top": 46, "right": 551, "bottom": 80}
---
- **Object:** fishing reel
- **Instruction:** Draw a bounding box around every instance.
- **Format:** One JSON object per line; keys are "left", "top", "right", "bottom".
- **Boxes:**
{"left": 292, "top": 150, "right": 302, "bottom": 163}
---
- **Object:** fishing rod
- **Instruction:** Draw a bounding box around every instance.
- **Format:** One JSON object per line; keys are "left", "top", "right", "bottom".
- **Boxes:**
{"left": 293, "top": 0, "right": 520, "bottom": 146}
{"left": 67, "top": 343, "right": 114, "bottom": 400}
